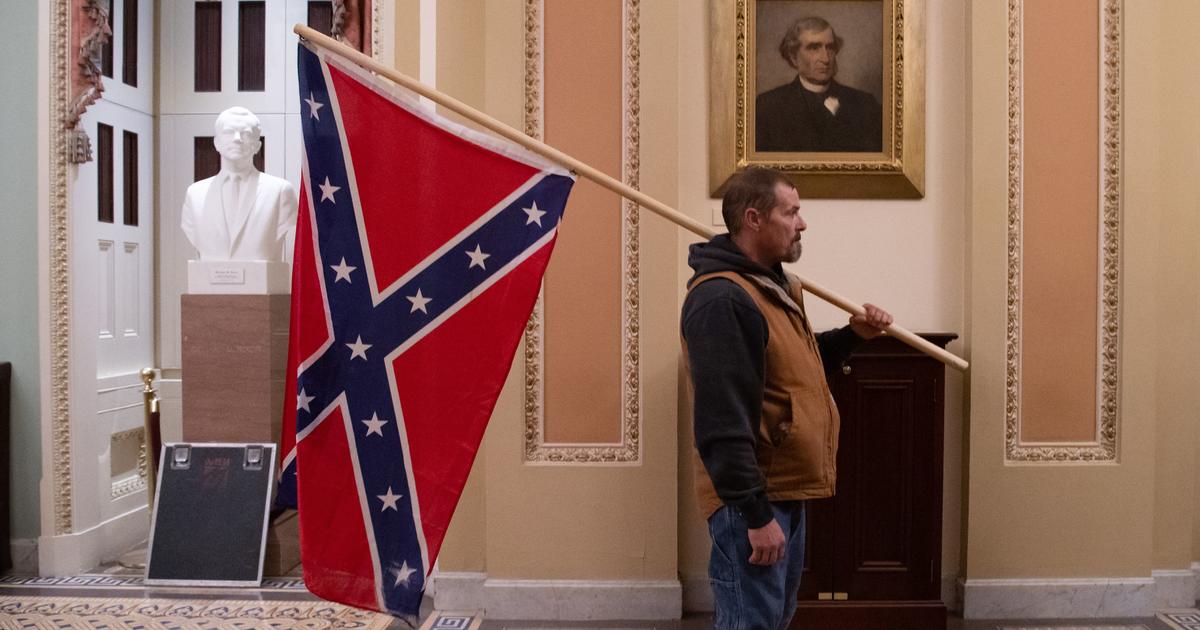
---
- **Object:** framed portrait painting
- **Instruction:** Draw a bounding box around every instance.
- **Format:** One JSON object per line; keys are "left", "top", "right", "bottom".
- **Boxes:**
{"left": 709, "top": 0, "right": 925, "bottom": 198}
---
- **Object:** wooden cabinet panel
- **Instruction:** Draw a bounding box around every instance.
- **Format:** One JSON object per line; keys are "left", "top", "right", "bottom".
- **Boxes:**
{"left": 793, "top": 333, "right": 953, "bottom": 630}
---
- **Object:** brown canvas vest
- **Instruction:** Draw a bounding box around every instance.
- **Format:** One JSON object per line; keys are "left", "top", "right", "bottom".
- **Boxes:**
{"left": 685, "top": 271, "right": 841, "bottom": 519}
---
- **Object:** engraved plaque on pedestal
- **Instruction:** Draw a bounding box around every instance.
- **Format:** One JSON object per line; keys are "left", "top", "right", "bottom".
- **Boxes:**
{"left": 181, "top": 294, "right": 290, "bottom": 444}
{"left": 188, "top": 260, "right": 291, "bottom": 295}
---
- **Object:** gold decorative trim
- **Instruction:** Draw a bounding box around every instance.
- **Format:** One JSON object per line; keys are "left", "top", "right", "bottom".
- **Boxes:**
{"left": 51, "top": 0, "right": 75, "bottom": 534}
{"left": 371, "top": 0, "right": 382, "bottom": 61}
{"left": 110, "top": 476, "right": 147, "bottom": 500}
{"left": 1005, "top": 0, "right": 1121, "bottom": 462}
{"left": 522, "top": 0, "right": 642, "bottom": 464}
{"left": 521, "top": 0, "right": 547, "bottom": 460}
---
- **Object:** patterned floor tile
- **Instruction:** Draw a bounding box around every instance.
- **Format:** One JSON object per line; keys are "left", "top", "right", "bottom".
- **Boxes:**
{"left": 1159, "top": 609, "right": 1200, "bottom": 630}
{"left": 421, "top": 610, "right": 484, "bottom": 630}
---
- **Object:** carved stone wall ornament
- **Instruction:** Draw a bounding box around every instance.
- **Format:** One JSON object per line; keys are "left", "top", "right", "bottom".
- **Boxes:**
{"left": 67, "top": 0, "right": 110, "bottom": 130}
{"left": 1005, "top": 0, "right": 1122, "bottom": 463}
{"left": 332, "top": 0, "right": 372, "bottom": 55}
{"left": 67, "top": 128, "right": 93, "bottom": 164}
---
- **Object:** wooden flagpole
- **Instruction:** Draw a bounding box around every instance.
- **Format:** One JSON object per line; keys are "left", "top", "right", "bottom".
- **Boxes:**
{"left": 294, "top": 25, "right": 969, "bottom": 372}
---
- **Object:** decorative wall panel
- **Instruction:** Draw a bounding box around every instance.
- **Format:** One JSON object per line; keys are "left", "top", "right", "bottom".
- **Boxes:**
{"left": 98, "top": 240, "right": 115, "bottom": 338}
{"left": 122, "top": 243, "right": 139, "bottom": 336}
{"left": 1006, "top": 0, "right": 1122, "bottom": 462}
{"left": 523, "top": 0, "right": 641, "bottom": 464}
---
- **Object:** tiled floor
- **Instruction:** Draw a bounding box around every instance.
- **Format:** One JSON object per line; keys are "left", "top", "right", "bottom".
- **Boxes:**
{"left": 0, "top": 565, "right": 1191, "bottom": 630}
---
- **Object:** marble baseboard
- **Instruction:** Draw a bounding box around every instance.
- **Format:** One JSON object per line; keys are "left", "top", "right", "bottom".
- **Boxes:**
{"left": 9, "top": 539, "right": 38, "bottom": 575}
{"left": 680, "top": 571, "right": 713, "bottom": 613}
{"left": 944, "top": 574, "right": 962, "bottom": 612}
{"left": 1154, "top": 570, "right": 1195, "bottom": 610}
{"left": 963, "top": 578, "right": 1155, "bottom": 619}
{"left": 431, "top": 573, "right": 680, "bottom": 620}
{"left": 1192, "top": 562, "right": 1200, "bottom": 604}
{"left": 432, "top": 572, "right": 486, "bottom": 610}
{"left": 37, "top": 505, "right": 148, "bottom": 576}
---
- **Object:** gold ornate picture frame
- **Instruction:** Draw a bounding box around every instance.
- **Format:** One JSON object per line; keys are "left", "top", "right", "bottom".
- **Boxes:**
{"left": 709, "top": 0, "right": 925, "bottom": 198}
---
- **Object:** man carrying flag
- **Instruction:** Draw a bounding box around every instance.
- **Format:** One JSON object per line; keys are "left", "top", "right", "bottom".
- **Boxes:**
{"left": 278, "top": 41, "right": 575, "bottom": 618}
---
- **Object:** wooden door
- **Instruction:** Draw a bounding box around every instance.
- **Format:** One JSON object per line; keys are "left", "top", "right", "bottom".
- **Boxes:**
{"left": 831, "top": 347, "right": 943, "bottom": 601}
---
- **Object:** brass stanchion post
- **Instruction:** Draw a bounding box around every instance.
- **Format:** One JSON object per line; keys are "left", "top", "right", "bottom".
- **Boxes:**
{"left": 118, "top": 368, "right": 162, "bottom": 570}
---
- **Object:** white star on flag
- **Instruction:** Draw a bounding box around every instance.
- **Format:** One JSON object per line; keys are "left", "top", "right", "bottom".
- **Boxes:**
{"left": 407, "top": 289, "right": 431, "bottom": 314}
{"left": 377, "top": 486, "right": 402, "bottom": 512}
{"left": 304, "top": 93, "right": 324, "bottom": 120}
{"left": 319, "top": 176, "right": 341, "bottom": 204}
{"left": 346, "top": 335, "right": 372, "bottom": 361}
{"left": 465, "top": 244, "right": 490, "bottom": 270}
{"left": 523, "top": 201, "right": 546, "bottom": 227}
{"left": 297, "top": 389, "right": 315, "bottom": 413}
{"left": 331, "top": 257, "right": 357, "bottom": 283}
{"left": 391, "top": 561, "right": 417, "bottom": 587}
{"left": 361, "top": 412, "right": 387, "bottom": 437}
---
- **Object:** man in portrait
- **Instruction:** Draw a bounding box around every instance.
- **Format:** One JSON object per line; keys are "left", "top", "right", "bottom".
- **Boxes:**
{"left": 755, "top": 16, "right": 883, "bottom": 153}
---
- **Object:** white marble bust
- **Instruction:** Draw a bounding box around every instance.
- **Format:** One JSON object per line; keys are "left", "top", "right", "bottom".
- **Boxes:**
{"left": 180, "top": 107, "right": 298, "bottom": 262}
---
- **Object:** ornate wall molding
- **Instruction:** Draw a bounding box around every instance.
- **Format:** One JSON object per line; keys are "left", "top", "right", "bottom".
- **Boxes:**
{"left": 67, "top": 0, "right": 109, "bottom": 130}
{"left": 522, "top": 0, "right": 642, "bottom": 464}
{"left": 51, "top": 0, "right": 76, "bottom": 533}
{"left": 370, "top": 0, "right": 382, "bottom": 61}
{"left": 332, "top": 0, "right": 372, "bottom": 54}
{"left": 109, "top": 428, "right": 148, "bottom": 499}
{"left": 1005, "top": 0, "right": 1122, "bottom": 462}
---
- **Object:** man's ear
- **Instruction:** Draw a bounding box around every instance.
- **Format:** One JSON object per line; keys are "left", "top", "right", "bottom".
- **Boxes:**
{"left": 743, "top": 207, "right": 763, "bottom": 231}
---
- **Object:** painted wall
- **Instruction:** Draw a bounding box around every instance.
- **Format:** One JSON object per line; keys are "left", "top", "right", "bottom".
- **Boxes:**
{"left": 0, "top": 0, "right": 43, "bottom": 543}
{"left": 1140, "top": 2, "right": 1200, "bottom": 573}
{"left": 966, "top": 0, "right": 1200, "bottom": 585}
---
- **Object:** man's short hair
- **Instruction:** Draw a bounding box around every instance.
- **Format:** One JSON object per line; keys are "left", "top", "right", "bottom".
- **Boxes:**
{"left": 721, "top": 167, "right": 795, "bottom": 235}
{"left": 778, "top": 16, "right": 843, "bottom": 67}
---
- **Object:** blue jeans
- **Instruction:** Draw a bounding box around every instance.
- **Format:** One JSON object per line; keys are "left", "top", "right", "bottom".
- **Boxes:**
{"left": 707, "top": 501, "right": 807, "bottom": 630}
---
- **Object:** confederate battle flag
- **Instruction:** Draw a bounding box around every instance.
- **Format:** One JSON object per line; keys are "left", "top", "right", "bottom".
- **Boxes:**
{"left": 278, "top": 42, "right": 575, "bottom": 617}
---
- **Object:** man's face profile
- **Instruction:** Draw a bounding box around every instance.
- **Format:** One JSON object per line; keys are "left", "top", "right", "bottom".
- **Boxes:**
{"left": 791, "top": 28, "right": 839, "bottom": 85}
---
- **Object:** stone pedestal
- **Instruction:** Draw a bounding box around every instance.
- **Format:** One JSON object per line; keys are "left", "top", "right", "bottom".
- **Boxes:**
{"left": 181, "top": 292, "right": 298, "bottom": 576}
{"left": 181, "top": 294, "right": 290, "bottom": 444}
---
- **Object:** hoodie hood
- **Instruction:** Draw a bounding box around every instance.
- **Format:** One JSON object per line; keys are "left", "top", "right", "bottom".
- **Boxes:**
{"left": 687, "top": 234, "right": 787, "bottom": 288}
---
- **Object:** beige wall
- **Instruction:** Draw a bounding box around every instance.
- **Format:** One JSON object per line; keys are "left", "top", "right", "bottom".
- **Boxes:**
{"left": 1137, "top": 1, "right": 1200, "bottom": 572}
{"left": 966, "top": 0, "right": 1200, "bottom": 579}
